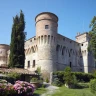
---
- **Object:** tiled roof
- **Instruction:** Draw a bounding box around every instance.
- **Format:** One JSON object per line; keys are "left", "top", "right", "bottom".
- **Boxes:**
{"left": 0, "top": 68, "right": 38, "bottom": 75}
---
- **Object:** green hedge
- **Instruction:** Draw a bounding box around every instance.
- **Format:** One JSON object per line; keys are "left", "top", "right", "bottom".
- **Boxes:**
{"left": 53, "top": 71, "right": 65, "bottom": 84}
{"left": 53, "top": 71, "right": 94, "bottom": 84}
{"left": 90, "top": 79, "right": 96, "bottom": 94}
{"left": 71, "top": 72, "right": 94, "bottom": 82}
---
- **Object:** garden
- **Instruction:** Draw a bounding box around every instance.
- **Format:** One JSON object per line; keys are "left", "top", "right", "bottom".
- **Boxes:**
{"left": 51, "top": 67, "right": 96, "bottom": 96}
{"left": 0, "top": 67, "right": 96, "bottom": 96}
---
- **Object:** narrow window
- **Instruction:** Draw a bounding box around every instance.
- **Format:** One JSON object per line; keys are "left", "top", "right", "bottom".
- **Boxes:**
{"left": 62, "top": 50, "right": 64, "bottom": 55}
{"left": 69, "top": 53, "right": 70, "bottom": 57}
{"left": 45, "top": 25, "right": 49, "bottom": 29}
{"left": 28, "top": 61, "right": 30, "bottom": 68}
{"left": 48, "top": 35, "right": 50, "bottom": 44}
{"left": 70, "top": 62, "right": 72, "bottom": 68}
{"left": 33, "top": 60, "right": 35, "bottom": 68}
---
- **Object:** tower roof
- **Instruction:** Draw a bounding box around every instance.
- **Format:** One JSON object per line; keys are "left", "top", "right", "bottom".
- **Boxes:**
{"left": 35, "top": 12, "right": 58, "bottom": 22}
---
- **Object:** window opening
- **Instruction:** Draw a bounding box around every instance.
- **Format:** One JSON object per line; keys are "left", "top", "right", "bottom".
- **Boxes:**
{"left": 45, "top": 25, "right": 49, "bottom": 29}
{"left": 33, "top": 60, "right": 35, "bottom": 68}
{"left": 28, "top": 61, "right": 30, "bottom": 68}
{"left": 70, "top": 62, "right": 72, "bottom": 67}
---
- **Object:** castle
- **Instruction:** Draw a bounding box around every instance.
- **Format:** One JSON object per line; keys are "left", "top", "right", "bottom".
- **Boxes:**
{"left": 0, "top": 12, "right": 95, "bottom": 76}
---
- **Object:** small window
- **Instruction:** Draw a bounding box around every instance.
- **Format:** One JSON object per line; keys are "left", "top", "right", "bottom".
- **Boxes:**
{"left": 28, "top": 61, "right": 30, "bottom": 68}
{"left": 69, "top": 53, "right": 70, "bottom": 57}
{"left": 33, "top": 60, "right": 35, "bottom": 68}
{"left": 70, "top": 62, "right": 72, "bottom": 67}
{"left": 80, "top": 68, "right": 82, "bottom": 71}
{"left": 45, "top": 25, "right": 49, "bottom": 29}
{"left": 81, "top": 44, "right": 83, "bottom": 46}
{"left": 30, "top": 39, "right": 32, "bottom": 42}
{"left": 62, "top": 50, "right": 64, "bottom": 55}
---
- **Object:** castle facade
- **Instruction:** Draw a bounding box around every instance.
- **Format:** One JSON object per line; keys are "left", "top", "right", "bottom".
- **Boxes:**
{"left": 0, "top": 12, "right": 95, "bottom": 75}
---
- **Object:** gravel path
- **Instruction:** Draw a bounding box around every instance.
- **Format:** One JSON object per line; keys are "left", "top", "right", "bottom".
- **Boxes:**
{"left": 40, "top": 84, "right": 59, "bottom": 96}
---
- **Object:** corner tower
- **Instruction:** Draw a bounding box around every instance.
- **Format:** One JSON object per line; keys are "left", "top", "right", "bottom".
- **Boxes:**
{"left": 0, "top": 44, "right": 10, "bottom": 67}
{"left": 35, "top": 12, "right": 58, "bottom": 76}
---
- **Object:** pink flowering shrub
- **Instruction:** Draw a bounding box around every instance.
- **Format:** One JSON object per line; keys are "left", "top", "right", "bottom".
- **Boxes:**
{"left": 13, "top": 80, "right": 34, "bottom": 96}
{"left": 0, "top": 83, "right": 15, "bottom": 96}
{"left": 0, "top": 81, "right": 34, "bottom": 96}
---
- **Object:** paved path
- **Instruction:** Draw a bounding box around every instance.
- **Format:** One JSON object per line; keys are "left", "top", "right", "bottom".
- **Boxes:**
{"left": 40, "top": 84, "right": 59, "bottom": 96}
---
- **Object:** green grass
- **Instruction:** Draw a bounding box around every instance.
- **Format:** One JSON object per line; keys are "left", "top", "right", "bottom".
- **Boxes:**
{"left": 33, "top": 87, "right": 47, "bottom": 96}
{"left": 51, "top": 86, "right": 95, "bottom": 96}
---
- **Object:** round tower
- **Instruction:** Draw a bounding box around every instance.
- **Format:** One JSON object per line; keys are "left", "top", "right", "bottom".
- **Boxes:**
{"left": 0, "top": 44, "right": 10, "bottom": 67}
{"left": 35, "top": 12, "right": 58, "bottom": 77}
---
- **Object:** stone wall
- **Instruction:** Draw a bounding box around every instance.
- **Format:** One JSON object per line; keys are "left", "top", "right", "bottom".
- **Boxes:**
{"left": 0, "top": 44, "right": 10, "bottom": 66}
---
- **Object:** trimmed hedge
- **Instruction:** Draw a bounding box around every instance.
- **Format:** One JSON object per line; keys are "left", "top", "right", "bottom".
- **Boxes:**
{"left": 71, "top": 72, "right": 94, "bottom": 82}
{"left": 90, "top": 79, "right": 96, "bottom": 94}
{"left": 53, "top": 71, "right": 94, "bottom": 84}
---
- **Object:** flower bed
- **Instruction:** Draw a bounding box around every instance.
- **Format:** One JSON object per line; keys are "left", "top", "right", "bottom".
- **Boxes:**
{"left": 0, "top": 80, "right": 34, "bottom": 96}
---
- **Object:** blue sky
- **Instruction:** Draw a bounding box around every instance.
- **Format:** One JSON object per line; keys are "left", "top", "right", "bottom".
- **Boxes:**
{"left": 0, "top": 0, "right": 96, "bottom": 44}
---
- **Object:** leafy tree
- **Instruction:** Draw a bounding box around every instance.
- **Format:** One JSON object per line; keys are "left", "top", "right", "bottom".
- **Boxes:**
{"left": 88, "top": 16, "right": 96, "bottom": 68}
{"left": 88, "top": 16, "right": 96, "bottom": 59}
{"left": 9, "top": 10, "right": 26, "bottom": 68}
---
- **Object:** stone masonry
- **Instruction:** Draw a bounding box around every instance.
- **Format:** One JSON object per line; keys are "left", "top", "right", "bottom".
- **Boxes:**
{"left": 0, "top": 12, "right": 95, "bottom": 77}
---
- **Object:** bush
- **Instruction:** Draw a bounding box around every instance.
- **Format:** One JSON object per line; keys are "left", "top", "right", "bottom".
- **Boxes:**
{"left": 30, "top": 77, "right": 38, "bottom": 82}
{"left": 46, "top": 77, "right": 49, "bottom": 83}
{"left": 53, "top": 71, "right": 65, "bottom": 85}
{"left": 53, "top": 71, "right": 94, "bottom": 85}
{"left": 90, "top": 79, "right": 96, "bottom": 94}
{"left": 64, "top": 67, "right": 73, "bottom": 85}
{"left": 7, "top": 72, "right": 21, "bottom": 80}
{"left": 0, "top": 84, "right": 15, "bottom": 96}
{"left": 72, "top": 72, "right": 94, "bottom": 82}
{"left": 0, "top": 80, "right": 34, "bottom": 96}
{"left": 52, "top": 77, "right": 63, "bottom": 87}
{"left": 13, "top": 81, "right": 34, "bottom": 95}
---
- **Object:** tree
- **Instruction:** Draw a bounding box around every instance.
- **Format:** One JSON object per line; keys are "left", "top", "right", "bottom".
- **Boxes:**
{"left": 9, "top": 10, "right": 26, "bottom": 68}
{"left": 88, "top": 16, "right": 96, "bottom": 67}
{"left": 64, "top": 67, "right": 73, "bottom": 85}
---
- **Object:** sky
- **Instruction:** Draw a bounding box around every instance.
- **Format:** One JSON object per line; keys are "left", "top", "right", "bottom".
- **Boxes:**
{"left": 0, "top": 0, "right": 96, "bottom": 45}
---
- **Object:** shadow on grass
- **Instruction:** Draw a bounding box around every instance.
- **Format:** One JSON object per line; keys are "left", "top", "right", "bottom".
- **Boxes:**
{"left": 71, "top": 83, "right": 89, "bottom": 89}
{"left": 33, "top": 93, "right": 40, "bottom": 96}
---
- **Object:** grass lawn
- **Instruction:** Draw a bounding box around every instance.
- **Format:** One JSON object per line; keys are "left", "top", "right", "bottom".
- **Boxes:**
{"left": 51, "top": 86, "right": 95, "bottom": 96}
{"left": 33, "top": 87, "right": 47, "bottom": 96}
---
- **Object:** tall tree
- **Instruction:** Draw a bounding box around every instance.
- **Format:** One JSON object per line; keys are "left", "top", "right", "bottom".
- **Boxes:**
{"left": 88, "top": 16, "right": 96, "bottom": 59}
{"left": 9, "top": 10, "right": 25, "bottom": 68}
